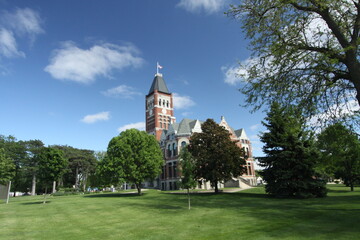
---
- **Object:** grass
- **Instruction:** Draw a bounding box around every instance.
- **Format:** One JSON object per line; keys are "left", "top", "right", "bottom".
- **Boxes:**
{"left": 0, "top": 185, "right": 359, "bottom": 240}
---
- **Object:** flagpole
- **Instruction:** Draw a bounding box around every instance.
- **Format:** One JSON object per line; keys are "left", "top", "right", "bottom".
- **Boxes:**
{"left": 156, "top": 62, "right": 159, "bottom": 75}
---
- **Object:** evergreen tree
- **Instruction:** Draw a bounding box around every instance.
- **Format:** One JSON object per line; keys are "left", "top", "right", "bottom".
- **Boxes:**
{"left": 259, "top": 102, "right": 327, "bottom": 198}
{"left": 189, "top": 119, "right": 246, "bottom": 193}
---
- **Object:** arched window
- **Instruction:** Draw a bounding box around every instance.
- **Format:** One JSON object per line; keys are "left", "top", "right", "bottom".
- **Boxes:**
{"left": 159, "top": 99, "right": 161, "bottom": 106}
{"left": 181, "top": 141, "right": 187, "bottom": 148}
{"left": 163, "top": 100, "right": 165, "bottom": 106}
{"left": 167, "top": 101, "right": 169, "bottom": 107}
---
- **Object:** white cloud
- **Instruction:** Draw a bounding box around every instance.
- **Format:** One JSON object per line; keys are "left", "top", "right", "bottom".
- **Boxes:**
{"left": 118, "top": 122, "right": 145, "bottom": 132}
{"left": 3, "top": 8, "right": 44, "bottom": 39}
{"left": 0, "top": 8, "right": 43, "bottom": 59}
{"left": 0, "top": 28, "right": 25, "bottom": 58}
{"left": 44, "top": 42, "right": 144, "bottom": 84}
{"left": 81, "top": 111, "right": 110, "bottom": 124}
{"left": 308, "top": 100, "right": 360, "bottom": 127}
{"left": 173, "top": 93, "right": 195, "bottom": 109}
{"left": 181, "top": 112, "right": 192, "bottom": 117}
{"left": 102, "top": 85, "right": 141, "bottom": 99}
{"left": 250, "top": 124, "right": 261, "bottom": 131}
{"left": 177, "top": 0, "right": 227, "bottom": 14}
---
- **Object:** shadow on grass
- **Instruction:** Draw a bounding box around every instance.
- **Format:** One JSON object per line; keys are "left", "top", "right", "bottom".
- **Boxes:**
{"left": 21, "top": 201, "right": 51, "bottom": 205}
{"left": 84, "top": 192, "right": 147, "bottom": 198}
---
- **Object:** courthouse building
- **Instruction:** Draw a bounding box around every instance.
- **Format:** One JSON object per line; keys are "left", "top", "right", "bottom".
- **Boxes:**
{"left": 145, "top": 72, "right": 256, "bottom": 190}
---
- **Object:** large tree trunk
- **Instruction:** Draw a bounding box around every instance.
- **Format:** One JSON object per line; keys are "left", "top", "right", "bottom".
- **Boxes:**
{"left": 214, "top": 182, "right": 219, "bottom": 194}
{"left": 187, "top": 188, "right": 191, "bottom": 210}
{"left": 82, "top": 172, "right": 87, "bottom": 192}
{"left": 136, "top": 183, "right": 141, "bottom": 195}
{"left": 75, "top": 167, "right": 79, "bottom": 190}
{"left": 52, "top": 181, "right": 56, "bottom": 193}
{"left": 31, "top": 174, "right": 36, "bottom": 196}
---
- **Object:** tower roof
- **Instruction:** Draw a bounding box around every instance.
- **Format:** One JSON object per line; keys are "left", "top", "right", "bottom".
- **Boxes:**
{"left": 148, "top": 73, "right": 170, "bottom": 95}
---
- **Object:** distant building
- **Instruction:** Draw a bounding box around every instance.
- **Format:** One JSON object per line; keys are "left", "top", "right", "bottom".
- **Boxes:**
{"left": 145, "top": 72, "right": 256, "bottom": 190}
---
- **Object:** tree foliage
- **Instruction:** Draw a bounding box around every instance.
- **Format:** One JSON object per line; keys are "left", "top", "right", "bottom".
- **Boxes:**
{"left": 179, "top": 147, "right": 197, "bottom": 209}
{"left": 259, "top": 102, "right": 327, "bottom": 198}
{"left": 22, "top": 140, "right": 44, "bottom": 195}
{"left": 317, "top": 122, "right": 360, "bottom": 191}
{"left": 106, "top": 129, "right": 163, "bottom": 195}
{"left": 0, "top": 148, "right": 15, "bottom": 185}
{"left": 0, "top": 135, "right": 27, "bottom": 195}
{"left": 37, "top": 147, "right": 68, "bottom": 191}
{"left": 52, "top": 145, "right": 97, "bottom": 191}
{"left": 189, "top": 119, "right": 246, "bottom": 193}
{"left": 227, "top": 0, "right": 360, "bottom": 122}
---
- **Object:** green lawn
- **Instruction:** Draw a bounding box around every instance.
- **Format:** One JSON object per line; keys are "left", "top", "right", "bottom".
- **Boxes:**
{"left": 1, "top": 185, "right": 359, "bottom": 240}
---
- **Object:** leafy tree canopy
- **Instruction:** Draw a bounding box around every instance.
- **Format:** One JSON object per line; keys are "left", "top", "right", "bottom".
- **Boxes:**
{"left": 0, "top": 148, "right": 15, "bottom": 185}
{"left": 317, "top": 122, "right": 360, "bottom": 191}
{"left": 37, "top": 147, "right": 68, "bottom": 187}
{"left": 179, "top": 147, "right": 197, "bottom": 210}
{"left": 189, "top": 119, "right": 246, "bottom": 193}
{"left": 107, "top": 129, "right": 163, "bottom": 195}
{"left": 227, "top": 0, "right": 360, "bottom": 123}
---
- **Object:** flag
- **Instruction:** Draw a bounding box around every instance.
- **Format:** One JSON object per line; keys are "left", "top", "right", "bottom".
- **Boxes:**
{"left": 157, "top": 63, "right": 163, "bottom": 69}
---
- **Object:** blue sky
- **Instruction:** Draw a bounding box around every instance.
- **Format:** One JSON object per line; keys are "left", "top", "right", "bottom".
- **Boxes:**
{"left": 0, "top": 0, "right": 266, "bottom": 158}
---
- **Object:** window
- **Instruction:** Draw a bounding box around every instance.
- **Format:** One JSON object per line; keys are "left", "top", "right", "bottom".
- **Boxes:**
{"left": 159, "top": 99, "right": 161, "bottom": 106}
{"left": 168, "top": 163, "right": 173, "bottom": 178}
{"left": 173, "top": 162, "right": 177, "bottom": 177}
{"left": 181, "top": 141, "right": 187, "bottom": 148}
{"left": 167, "top": 144, "right": 171, "bottom": 157}
{"left": 167, "top": 101, "right": 169, "bottom": 107}
{"left": 172, "top": 143, "right": 177, "bottom": 156}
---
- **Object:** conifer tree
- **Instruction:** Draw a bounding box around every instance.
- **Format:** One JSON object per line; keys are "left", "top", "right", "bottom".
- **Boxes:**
{"left": 259, "top": 102, "right": 327, "bottom": 198}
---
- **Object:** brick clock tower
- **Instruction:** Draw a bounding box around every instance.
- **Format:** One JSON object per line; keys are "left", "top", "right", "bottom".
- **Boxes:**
{"left": 146, "top": 71, "right": 176, "bottom": 140}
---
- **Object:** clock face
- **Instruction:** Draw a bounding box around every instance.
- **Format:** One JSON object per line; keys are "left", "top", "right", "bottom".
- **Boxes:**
{"left": 162, "top": 108, "right": 167, "bottom": 114}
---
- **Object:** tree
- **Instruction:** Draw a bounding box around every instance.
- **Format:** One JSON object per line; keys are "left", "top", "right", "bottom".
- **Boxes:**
{"left": 106, "top": 129, "right": 163, "bottom": 195}
{"left": 53, "top": 145, "right": 97, "bottom": 191}
{"left": 227, "top": 1, "right": 360, "bottom": 122}
{"left": 179, "top": 147, "right": 197, "bottom": 210}
{"left": 0, "top": 135, "right": 27, "bottom": 196}
{"left": 0, "top": 148, "right": 15, "bottom": 185}
{"left": 259, "top": 102, "right": 327, "bottom": 198}
{"left": 317, "top": 122, "right": 360, "bottom": 191}
{"left": 37, "top": 147, "right": 67, "bottom": 203}
{"left": 189, "top": 119, "right": 246, "bottom": 194}
{"left": 23, "top": 140, "right": 44, "bottom": 195}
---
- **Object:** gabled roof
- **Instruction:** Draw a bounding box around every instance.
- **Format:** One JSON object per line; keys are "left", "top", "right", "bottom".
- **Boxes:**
{"left": 177, "top": 118, "right": 193, "bottom": 135}
{"left": 235, "top": 128, "right": 249, "bottom": 139}
{"left": 148, "top": 74, "right": 170, "bottom": 95}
